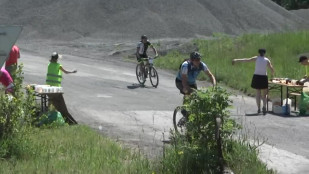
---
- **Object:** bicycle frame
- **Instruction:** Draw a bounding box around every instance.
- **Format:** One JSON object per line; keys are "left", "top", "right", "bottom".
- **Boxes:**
{"left": 139, "top": 57, "right": 155, "bottom": 69}
{"left": 136, "top": 57, "right": 159, "bottom": 87}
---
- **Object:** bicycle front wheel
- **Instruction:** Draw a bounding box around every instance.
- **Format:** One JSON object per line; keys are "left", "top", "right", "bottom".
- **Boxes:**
{"left": 173, "top": 106, "right": 187, "bottom": 135}
{"left": 136, "top": 64, "right": 146, "bottom": 85}
{"left": 149, "top": 67, "right": 159, "bottom": 88}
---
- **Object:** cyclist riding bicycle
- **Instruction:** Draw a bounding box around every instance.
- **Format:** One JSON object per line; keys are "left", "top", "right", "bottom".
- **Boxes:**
{"left": 175, "top": 51, "right": 216, "bottom": 95}
{"left": 175, "top": 51, "right": 216, "bottom": 125}
{"left": 136, "top": 35, "right": 158, "bottom": 77}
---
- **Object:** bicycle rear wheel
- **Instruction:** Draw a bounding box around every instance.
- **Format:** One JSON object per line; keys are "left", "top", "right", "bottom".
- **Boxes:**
{"left": 149, "top": 67, "right": 159, "bottom": 88}
{"left": 136, "top": 64, "right": 146, "bottom": 85}
{"left": 173, "top": 106, "right": 187, "bottom": 135}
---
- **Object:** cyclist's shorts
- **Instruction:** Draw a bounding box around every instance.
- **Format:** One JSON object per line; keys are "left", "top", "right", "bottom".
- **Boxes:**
{"left": 175, "top": 78, "right": 197, "bottom": 95}
{"left": 137, "top": 54, "right": 148, "bottom": 62}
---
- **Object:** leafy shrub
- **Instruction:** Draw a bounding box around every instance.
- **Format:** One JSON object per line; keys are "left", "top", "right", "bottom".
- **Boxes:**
{"left": 0, "top": 64, "right": 38, "bottom": 158}
{"left": 162, "top": 87, "right": 274, "bottom": 173}
{"left": 164, "top": 87, "right": 239, "bottom": 173}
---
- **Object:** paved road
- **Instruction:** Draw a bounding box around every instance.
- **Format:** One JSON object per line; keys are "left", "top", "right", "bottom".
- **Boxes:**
{"left": 20, "top": 49, "right": 309, "bottom": 174}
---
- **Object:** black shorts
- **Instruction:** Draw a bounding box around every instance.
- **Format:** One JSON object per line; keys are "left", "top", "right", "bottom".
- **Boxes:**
{"left": 137, "top": 54, "right": 148, "bottom": 62}
{"left": 175, "top": 78, "right": 197, "bottom": 94}
{"left": 251, "top": 74, "right": 268, "bottom": 89}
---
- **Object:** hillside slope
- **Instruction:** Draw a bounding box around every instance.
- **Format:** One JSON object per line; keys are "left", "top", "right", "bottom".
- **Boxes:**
{"left": 0, "top": 0, "right": 307, "bottom": 40}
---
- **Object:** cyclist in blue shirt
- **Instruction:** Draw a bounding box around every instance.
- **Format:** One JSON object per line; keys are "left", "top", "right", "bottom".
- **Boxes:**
{"left": 176, "top": 52, "right": 216, "bottom": 95}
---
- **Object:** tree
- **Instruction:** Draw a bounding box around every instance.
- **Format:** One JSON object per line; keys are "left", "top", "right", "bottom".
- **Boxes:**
{"left": 272, "top": 0, "right": 309, "bottom": 10}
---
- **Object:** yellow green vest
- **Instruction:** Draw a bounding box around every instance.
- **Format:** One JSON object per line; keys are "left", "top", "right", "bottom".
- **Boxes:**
{"left": 46, "top": 62, "right": 62, "bottom": 87}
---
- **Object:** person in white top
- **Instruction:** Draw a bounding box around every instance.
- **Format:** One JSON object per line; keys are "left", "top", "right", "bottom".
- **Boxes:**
{"left": 232, "top": 49, "right": 275, "bottom": 115}
{"left": 136, "top": 35, "right": 158, "bottom": 61}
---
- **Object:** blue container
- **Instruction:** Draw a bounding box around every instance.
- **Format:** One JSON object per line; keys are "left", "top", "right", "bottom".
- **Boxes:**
{"left": 282, "top": 104, "right": 291, "bottom": 115}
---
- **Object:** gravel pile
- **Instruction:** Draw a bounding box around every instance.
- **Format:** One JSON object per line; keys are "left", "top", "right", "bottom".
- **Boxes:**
{"left": 0, "top": 0, "right": 308, "bottom": 41}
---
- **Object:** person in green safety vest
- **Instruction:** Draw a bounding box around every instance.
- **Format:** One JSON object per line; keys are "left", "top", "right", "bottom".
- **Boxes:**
{"left": 46, "top": 52, "right": 77, "bottom": 87}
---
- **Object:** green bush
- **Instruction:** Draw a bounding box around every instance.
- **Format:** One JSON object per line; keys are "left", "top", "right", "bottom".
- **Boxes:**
{"left": 0, "top": 64, "right": 38, "bottom": 158}
{"left": 162, "top": 87, "right": 274, "bottom": 173}
{"left": 163, "top": 87, "right": 238, "bottom": 173}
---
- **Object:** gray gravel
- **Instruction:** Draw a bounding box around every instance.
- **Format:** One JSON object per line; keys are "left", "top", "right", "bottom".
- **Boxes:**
{"left": 0, "top": 0, "right": 308, "bottom": 41}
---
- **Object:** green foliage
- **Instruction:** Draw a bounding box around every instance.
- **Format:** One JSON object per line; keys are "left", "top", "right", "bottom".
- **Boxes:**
{"left": 155, "top": 50, "right": 187, "bottom": 71}
{"left": 0, "top": 64, "right": 38, "bottom": 158}
{"left": 272, "top": 0, "right": 309, "bottom": 10}
{"left": 162, "top": 88, "right": 273, "bottom": 173}
{"left": 185, "top": 87, "right": 235, "bottom": 145}
{"left": 163, "top": 87, "right": 237, "bottom": 173}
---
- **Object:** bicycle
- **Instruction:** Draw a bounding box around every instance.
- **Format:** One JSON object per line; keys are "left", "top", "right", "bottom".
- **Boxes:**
{"left": 135, "top": 57, "right": 159, "bottom": 87}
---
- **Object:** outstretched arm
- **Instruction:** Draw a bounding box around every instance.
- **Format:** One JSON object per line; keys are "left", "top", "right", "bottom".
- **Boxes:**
{"left": 232, "top": 56, "right": 257, "bottom": 65}
{"left": 60, "top": 66, "right": 77, "bottom": 74}
{"left": 205, "top": 69, "right": 216, "bottom": 87}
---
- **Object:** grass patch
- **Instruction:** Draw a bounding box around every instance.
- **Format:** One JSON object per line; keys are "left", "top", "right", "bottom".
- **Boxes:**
{"left": 162, "top": 139, "right": 275, "bottom": 174}
{"left": 224, "top": 140, "right": 275, "bottom": 174}
{"left": 155, "top": 31, "right": 309, "bottom": 96}
{"left": 0, "top": 122, "right": 274, "bottom": 174}
{"left": 0, "top": 125, "right": 152, "bottom": 174}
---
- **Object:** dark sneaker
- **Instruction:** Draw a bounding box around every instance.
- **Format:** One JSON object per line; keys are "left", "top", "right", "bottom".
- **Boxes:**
{"left": 262, "top": 107, "right": 267, "bottom": 115}
{"left": 257, "top": 108, "right": 261, "bottom": 114}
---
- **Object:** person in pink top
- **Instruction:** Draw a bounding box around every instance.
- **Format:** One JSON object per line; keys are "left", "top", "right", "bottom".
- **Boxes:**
{"left": 0, "top": 68, "right": 14, "bottom": 94}
{"left": 5, "top": 45, "right": 20, "bottom": 78}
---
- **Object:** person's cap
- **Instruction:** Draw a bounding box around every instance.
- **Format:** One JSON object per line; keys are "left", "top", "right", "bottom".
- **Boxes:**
{"left": 299, "top": 55, "right": 308, "bottom": 62}
{"left": 51, "top": 52, "right": 62, "bottom": 59}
